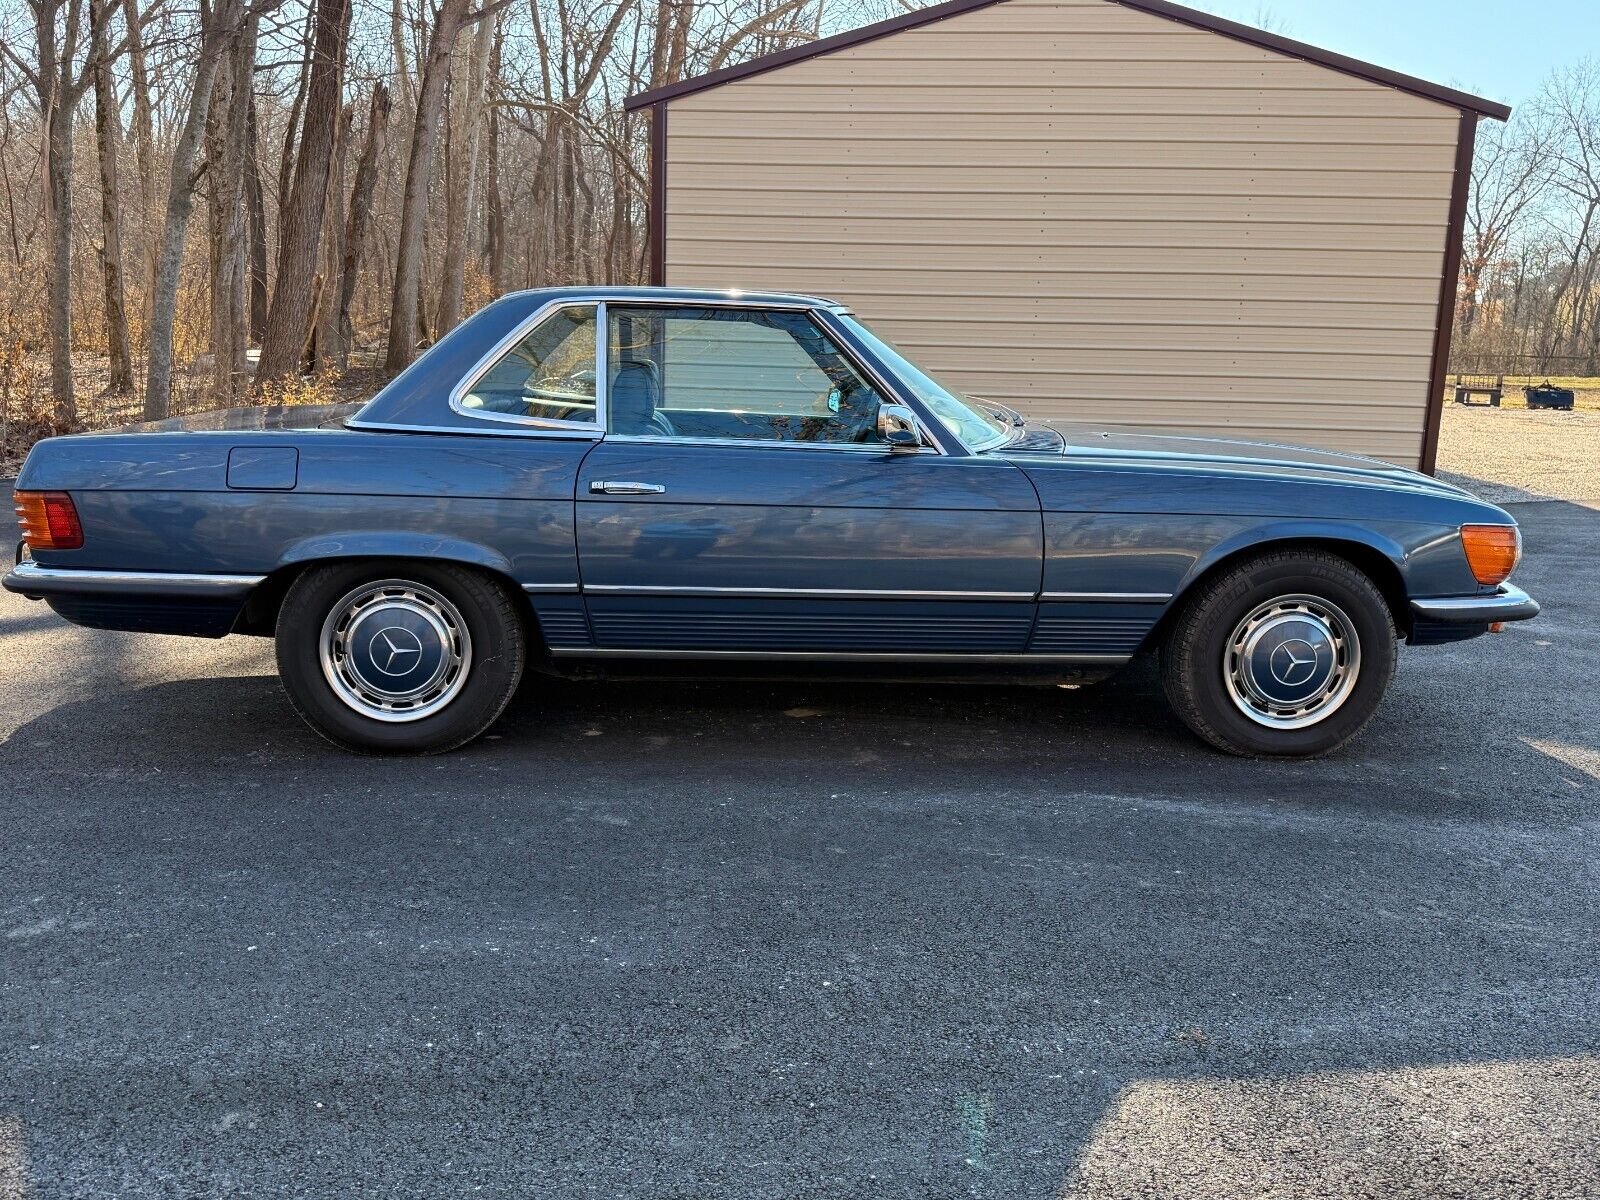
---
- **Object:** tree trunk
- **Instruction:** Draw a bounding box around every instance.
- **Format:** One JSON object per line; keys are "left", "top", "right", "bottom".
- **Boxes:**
{"left": 256, "top": 0, "right": 353, "bottom": 382}
{"left": 483, "top": 24, "right": 505, "bottom": 293}
{"left": 333, "top": 82, "right": 391, "bottom": 369}
{"left": 89, "top": 0, "right": 134, "bottom": 393}
{"left": 276, "top": 0, "right": 317, "bottom": 210}
{"left": 35, "top": 0, "right": 84, "bottom": 427}
{"left": 145, "top": 0, "right": 244, "bottom": 419}
{"left": 311, "top": 102, "right": 354, "bottom": 371}
{"left": 205, "top": 14, "right": 256, "bottom": 406}
{"left": 384, "top": 0, "right": 472, "bottom": 372}
{"left": 245, "top": 95, "right": 270, "bottom": 344}
{"left": 122, "top": 0, "right": 158, "bottom": 297}
{"left": 435, "top": 10, "right": 494, "bottom": 334}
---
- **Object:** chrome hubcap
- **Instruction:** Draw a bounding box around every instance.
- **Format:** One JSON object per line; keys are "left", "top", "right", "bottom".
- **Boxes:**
{"left": 1224, "top": 594, "right": 1360, "bottom": 729}
{"left": 319, "top": 580, "right": 472, "bottom": 722}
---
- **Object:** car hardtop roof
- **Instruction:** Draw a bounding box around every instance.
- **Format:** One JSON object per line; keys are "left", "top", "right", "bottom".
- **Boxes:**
{"left": 348, "top": 285, "right": 855, "bottom": 431}
{"left": 501, "top": 285, "right": 848, "bottom": 311}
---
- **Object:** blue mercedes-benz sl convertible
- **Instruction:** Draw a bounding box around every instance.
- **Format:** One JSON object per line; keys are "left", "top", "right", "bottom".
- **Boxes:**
{"left": 6, "top": 287, "right": 1538, "bottom": 756}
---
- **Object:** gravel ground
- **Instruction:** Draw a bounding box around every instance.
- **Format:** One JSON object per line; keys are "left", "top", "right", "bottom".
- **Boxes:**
{"left": 1436, "top": 405, "right": 1600, "bottom": 505}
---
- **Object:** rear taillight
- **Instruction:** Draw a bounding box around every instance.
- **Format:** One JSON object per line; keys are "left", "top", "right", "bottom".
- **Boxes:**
{"left": 14, "top": 490, "right": 84, "bottom": 550}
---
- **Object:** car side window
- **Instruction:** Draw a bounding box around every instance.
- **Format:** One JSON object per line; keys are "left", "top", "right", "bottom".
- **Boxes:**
{"left": 460, "top": 304, "right": 597, "bottom": 424}
{"left": 606, "top": 306, "right": 887, "bottom": 444}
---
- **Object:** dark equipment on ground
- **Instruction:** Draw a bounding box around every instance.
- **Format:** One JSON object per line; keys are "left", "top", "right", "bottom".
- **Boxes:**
{"left": 1523, "top": 382, "right": 1575, "bottom": 411}
{"left": 1452, "top": 374, "right": 1504, "bottom": 406}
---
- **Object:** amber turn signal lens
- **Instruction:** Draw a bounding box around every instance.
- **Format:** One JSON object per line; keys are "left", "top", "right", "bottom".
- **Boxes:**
{"left": 13, "top": 490, "right": 84, "bottom": 550}
{"left": 1460, "top": 524, "right": 1520, "bottom": 585}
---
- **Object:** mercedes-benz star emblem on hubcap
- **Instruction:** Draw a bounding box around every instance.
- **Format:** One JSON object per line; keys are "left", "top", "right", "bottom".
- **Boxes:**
{"left": 1268, "top": 638, "right": 1320, "bottom": 687}
{"left": 370, "top": 626, "right": 425, "bottom": 676}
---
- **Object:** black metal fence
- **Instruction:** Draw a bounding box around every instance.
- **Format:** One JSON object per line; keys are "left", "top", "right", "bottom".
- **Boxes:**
{"left": 1448, "top": 352, "right": 1598, "bottom": 379}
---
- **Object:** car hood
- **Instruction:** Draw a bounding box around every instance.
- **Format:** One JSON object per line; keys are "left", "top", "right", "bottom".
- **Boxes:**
{"left": 1003, "top": 422, "right": 1473, "bottom": 497}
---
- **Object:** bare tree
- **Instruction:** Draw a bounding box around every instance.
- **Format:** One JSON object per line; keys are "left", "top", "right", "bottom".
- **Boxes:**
{"left": 383, "top": 0, "right": 478, "bottom": 371}
{"left": 145, "top": 0, "right": 260, "bottom": 418}
{"left": 88, "top": 0, "right": 134, "bottom": 393}
{"left": 330, "top": 81, "right": 390, "bottom": 368}
{"left": 1461, "top": 113, "right": 1550, "bottom": 342}
{"left": 256, "top": 0, "right": 353, "bottom": 380}
{"left": 205, "top": 8, "right": 258, "bottom": 404}
{"left": 434, "top": 7, "right": 494, "bottom": 334}
{"left": 1535, "top": 62, "right": 1600, "bottom": 365}
{"left": 12, "top": 0, "right": 127, "bottom": 421}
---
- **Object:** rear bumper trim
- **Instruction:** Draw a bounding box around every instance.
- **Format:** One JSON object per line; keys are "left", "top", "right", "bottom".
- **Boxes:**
{"left": 2, "top": 562, "right": 265, "bottom": 600}
{"left": 1409, "top": 583, "right": 1539, "bottom": 624}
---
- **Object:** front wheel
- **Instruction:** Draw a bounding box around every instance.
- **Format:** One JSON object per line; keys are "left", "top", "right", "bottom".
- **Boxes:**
{"left": 275, "top": 562, "right": 525, "bottom": 754}
{"left": 1161, "top": 550, "right": 1396, "bottom": 757}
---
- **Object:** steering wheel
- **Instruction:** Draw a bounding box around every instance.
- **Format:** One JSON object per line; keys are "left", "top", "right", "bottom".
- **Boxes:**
{"left": 649, "top": 410, "right": 677, "bottom": 438}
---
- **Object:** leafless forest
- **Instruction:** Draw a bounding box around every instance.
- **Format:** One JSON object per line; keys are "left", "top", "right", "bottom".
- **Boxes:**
{"left": 1455, "top": 62, "right": 1600, "bottom": 378}
{"left": 0, "top": 0, "right": 914, "bottom": 453}
{"left": 0, "top": 0, "right": 1595, "bottom": 461}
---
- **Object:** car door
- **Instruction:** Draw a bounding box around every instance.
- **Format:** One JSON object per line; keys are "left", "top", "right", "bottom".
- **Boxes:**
{"left": 571, "top": 303, "right": 1042, "bottom": 658}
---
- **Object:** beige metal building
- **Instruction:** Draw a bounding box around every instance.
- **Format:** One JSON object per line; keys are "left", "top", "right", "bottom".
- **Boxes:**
{"left": 626, "top": 0, "right": 1508, "bottom": 471}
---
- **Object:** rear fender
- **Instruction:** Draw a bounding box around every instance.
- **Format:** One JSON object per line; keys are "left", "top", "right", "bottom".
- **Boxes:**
{"left": 278, "top": 532, "right": 515, "bottom": 576}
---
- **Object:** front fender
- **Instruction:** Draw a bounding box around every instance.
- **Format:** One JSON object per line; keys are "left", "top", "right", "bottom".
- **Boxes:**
{"left": 278, "top": 532, "right": 516, "bottom": 577}
{"left": 1175, "top": 519, "right": 1411, "bottom": 596}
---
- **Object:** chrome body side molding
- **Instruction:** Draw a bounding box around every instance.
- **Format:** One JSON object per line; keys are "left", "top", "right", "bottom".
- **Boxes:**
{"left": 1040, "top": 591, "right": 1173, "bottom": 604}
{"left": 3, "top": 562, "right": 265, "bottom": 598}
{"left": 549, "top": 647, "right": 1132, "bottom": 665}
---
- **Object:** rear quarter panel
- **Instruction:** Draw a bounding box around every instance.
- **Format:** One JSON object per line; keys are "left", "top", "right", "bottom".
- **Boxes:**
{"left": 17, "top": 429, "right": 592, "bottom": 587}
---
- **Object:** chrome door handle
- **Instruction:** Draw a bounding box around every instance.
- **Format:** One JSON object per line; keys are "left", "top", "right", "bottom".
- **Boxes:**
{"left": 590, "top": 480, "right": 665, "bottom": 495}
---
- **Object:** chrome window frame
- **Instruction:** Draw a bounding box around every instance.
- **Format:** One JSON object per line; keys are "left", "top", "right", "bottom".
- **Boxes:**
{"left": 446, "top": 298, "right": 607, "bottom": 436}
{"left": 822, "top": 309, "right": 1005, "bottom": 455}
{"left": 599, "top": 298, "right": 949, "bottom": 456}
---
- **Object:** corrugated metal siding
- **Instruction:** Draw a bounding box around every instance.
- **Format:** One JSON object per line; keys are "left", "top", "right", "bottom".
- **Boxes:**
{"left": 660, "top": 0, "right": 1462, "bottom": 465}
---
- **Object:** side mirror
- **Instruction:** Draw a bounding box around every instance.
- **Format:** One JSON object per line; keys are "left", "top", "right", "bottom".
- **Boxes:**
{"left": 877, "top": 404, "right": 925, "bottom": 452}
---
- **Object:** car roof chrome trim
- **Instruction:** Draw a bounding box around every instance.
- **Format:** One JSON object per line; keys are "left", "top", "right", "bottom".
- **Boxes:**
{"left": 598, "top": 293, "right": 822, "bottom": 312}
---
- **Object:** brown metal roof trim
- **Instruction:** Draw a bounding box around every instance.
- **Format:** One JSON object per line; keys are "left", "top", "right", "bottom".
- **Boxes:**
{"left": 624, "top": 0, "right": 1511, "bottom": 121}
{"left": 1419, "top": 111, "right": 1479, "bottom": 476}
{"left": 648, "top": 103, "right": 667, "bottom": 286}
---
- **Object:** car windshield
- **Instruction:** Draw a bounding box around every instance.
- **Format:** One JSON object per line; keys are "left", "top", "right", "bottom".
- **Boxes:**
{"left": 837, "top": 315, "right": 1013, "bottom": 451}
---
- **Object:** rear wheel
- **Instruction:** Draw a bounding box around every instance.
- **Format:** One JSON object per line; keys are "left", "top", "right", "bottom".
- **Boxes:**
{"left": 1161, "top": 550, "right": 1396, "bottom": 757}
{"left": 275, "top": 561, "right": 525, "bottom": 754}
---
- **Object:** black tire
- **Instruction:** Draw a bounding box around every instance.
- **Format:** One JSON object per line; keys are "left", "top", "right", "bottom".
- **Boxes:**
{"left": 275, "top": 560, "right": 525, "bottom": 754}
{"left": 1161, "top": 550, "right": 1396, "bottom": 758}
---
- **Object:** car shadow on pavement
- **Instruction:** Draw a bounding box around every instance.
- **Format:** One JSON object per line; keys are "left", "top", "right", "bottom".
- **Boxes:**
{"left": 0, "top": 502, "right": 1595, "bottom": 1196}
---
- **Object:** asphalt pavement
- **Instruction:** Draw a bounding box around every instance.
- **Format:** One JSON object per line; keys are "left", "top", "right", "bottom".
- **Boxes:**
{"left": 1, "top": 500, "right": 1596, "bottom": 1198}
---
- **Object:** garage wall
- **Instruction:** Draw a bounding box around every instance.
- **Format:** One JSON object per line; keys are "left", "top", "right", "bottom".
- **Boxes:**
{"left": 658, "top": 0, "right": 1466, "bottom": 466}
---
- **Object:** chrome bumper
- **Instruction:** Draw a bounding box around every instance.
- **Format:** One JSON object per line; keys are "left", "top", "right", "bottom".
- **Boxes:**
{"left": 1409, "top": 583, "right": 1540, "bottom": 624}
{"left": 2, "top": 561, "right": 265, "bottom": 600}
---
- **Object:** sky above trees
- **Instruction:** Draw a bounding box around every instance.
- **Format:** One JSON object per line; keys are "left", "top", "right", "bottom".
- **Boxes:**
{"left": 1195, "top": 0, "right": 1587, "bottom": 109}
